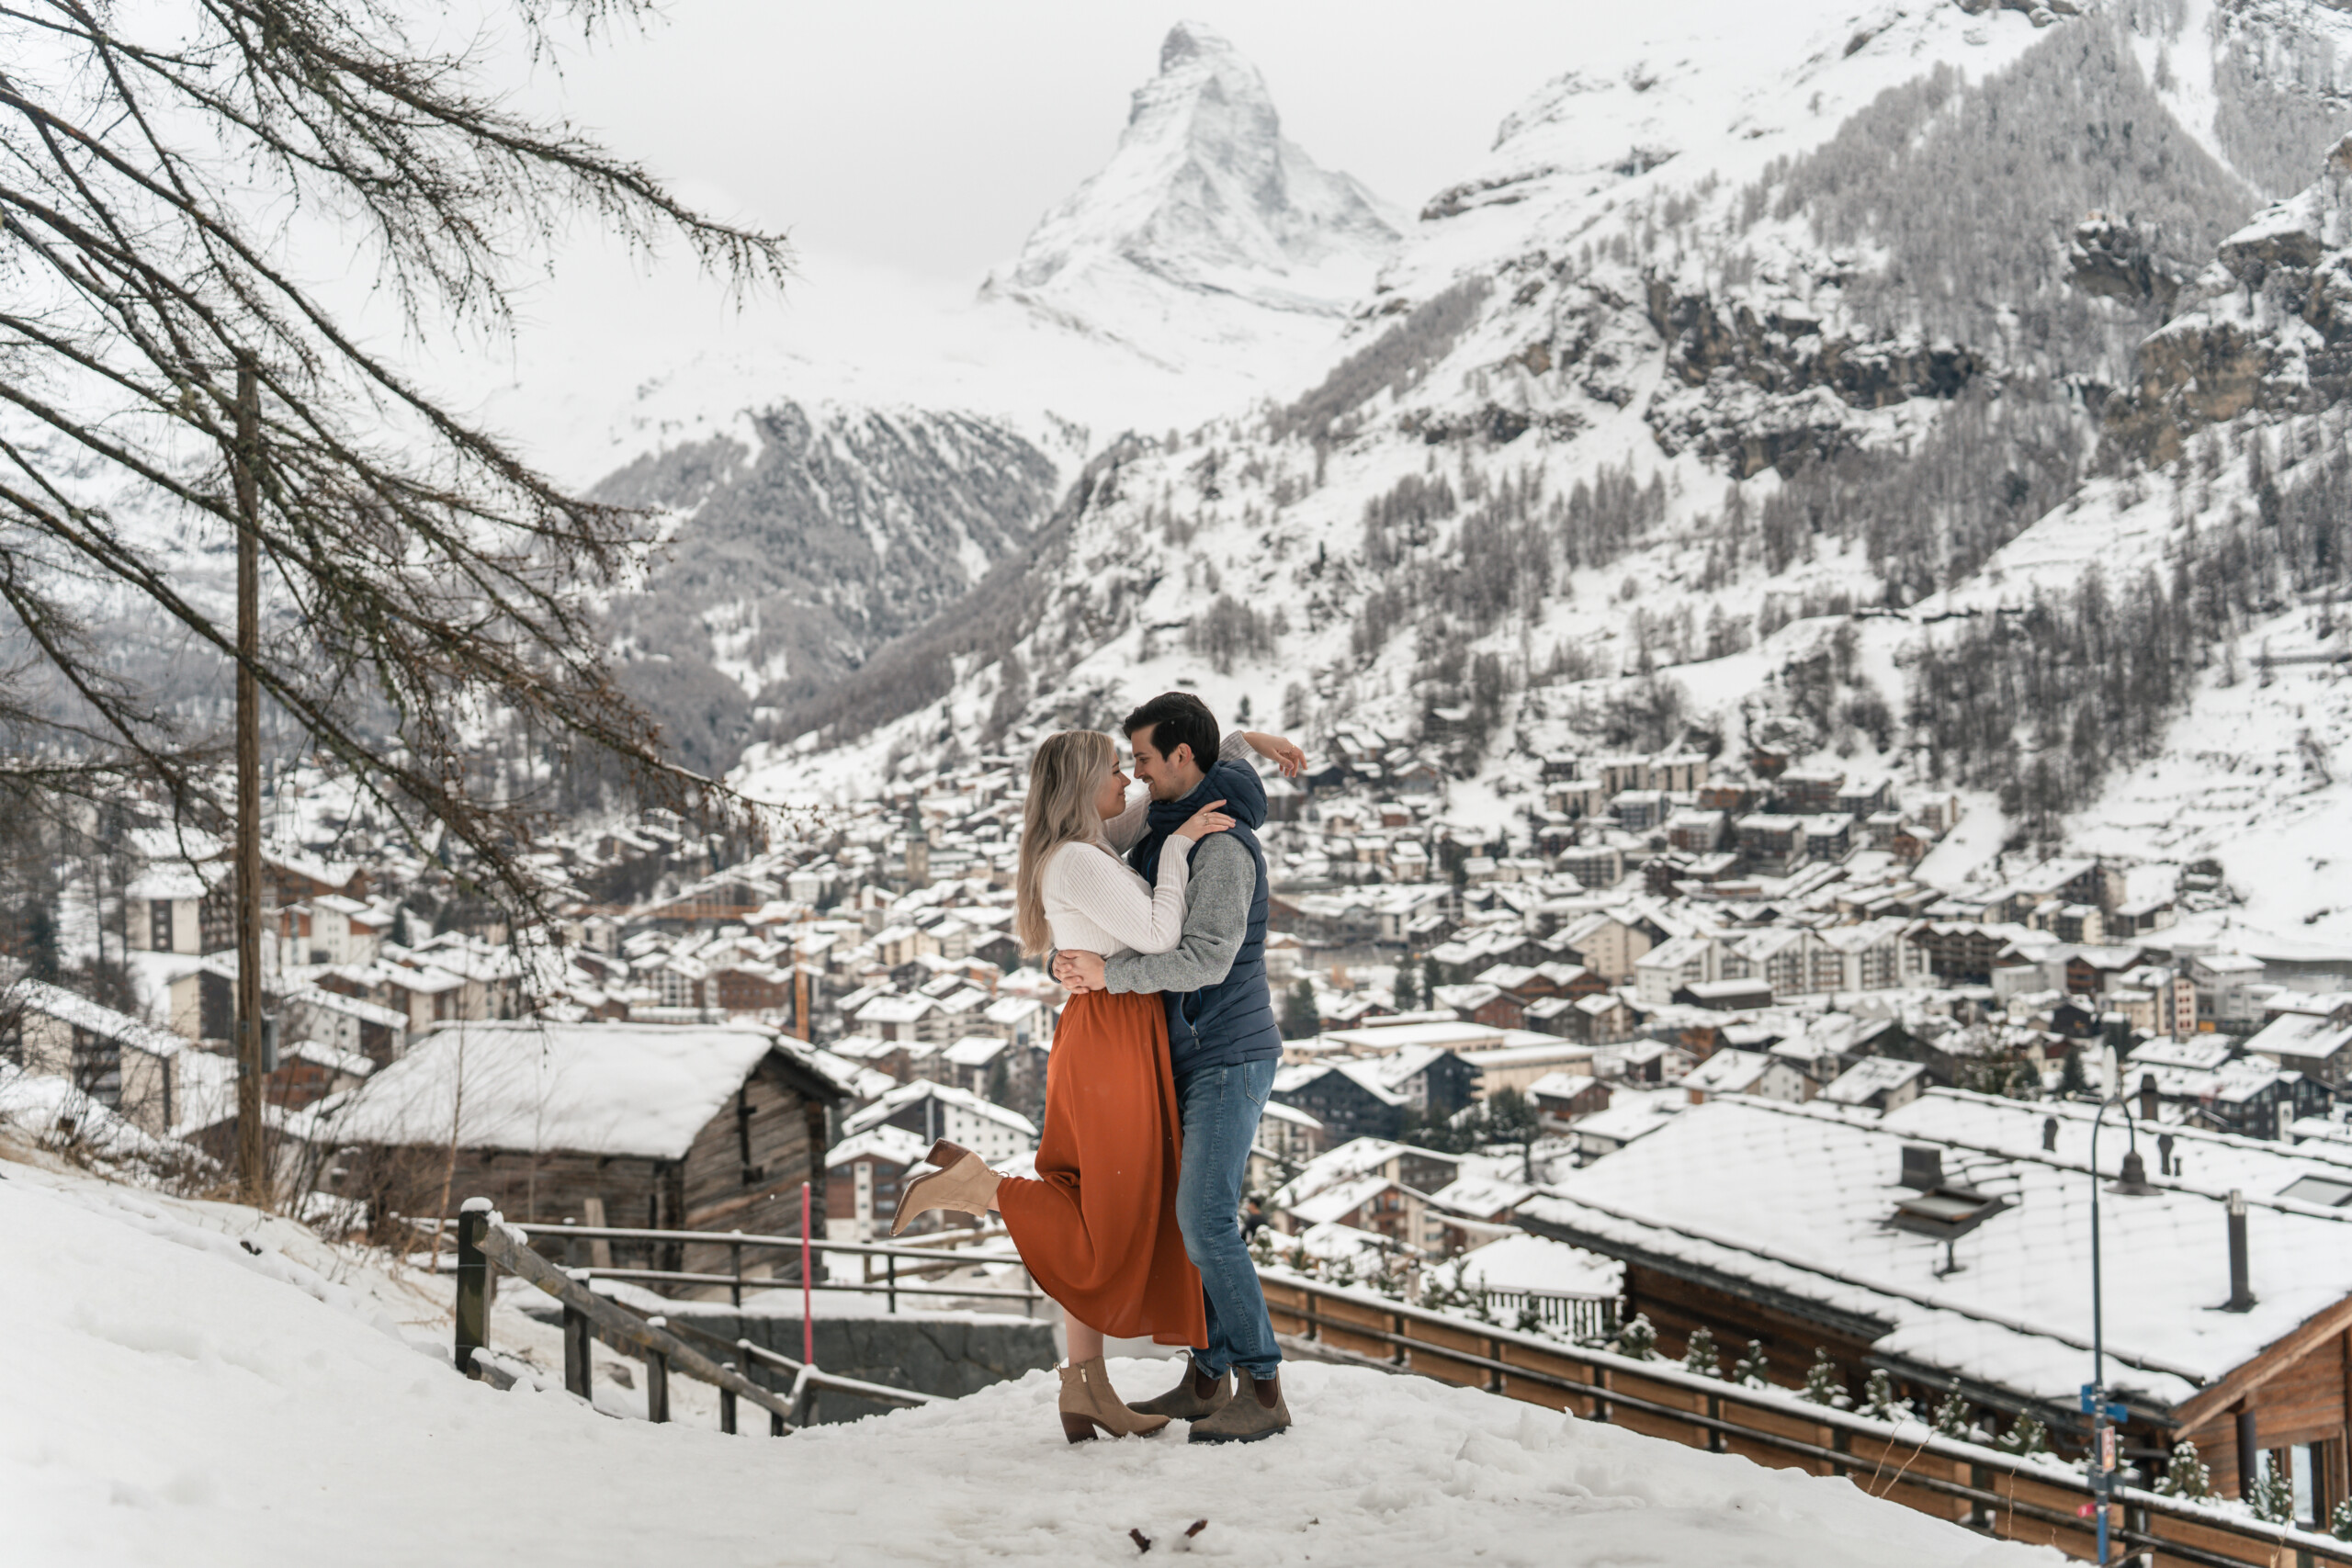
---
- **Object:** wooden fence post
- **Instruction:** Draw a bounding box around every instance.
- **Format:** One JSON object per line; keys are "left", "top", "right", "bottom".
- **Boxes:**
{"left": 720, "top": 1363, "right": 739, "bottom": 1435}
{"left": 645, "top": 1350, "right": 670, "bottom": 1424}
{"left": 563, "top": 1303, "right": 593, "bottom": 1400}
{"left": 454, "top": 1201, "right": 490, "bottom": 1378}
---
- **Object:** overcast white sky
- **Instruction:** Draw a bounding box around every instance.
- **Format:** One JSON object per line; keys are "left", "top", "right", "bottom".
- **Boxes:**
{"left": 521, "top": 3, "right": 1600, "bottom": 285}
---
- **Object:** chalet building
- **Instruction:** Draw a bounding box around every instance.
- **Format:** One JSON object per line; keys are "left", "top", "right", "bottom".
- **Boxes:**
{"left": 841, "top": 1078, "right": 1037, "bottom": 1168}
{"left": 1818, "top": 1055, "right": 1926, "bottom": 1114}
{"left": 1777, "top": 770, "right": 1846, "bottom": 814}
{"left": 1522, "top": 1091, "right": 2352, "bottom": 1524}
{"left": 1907, "top": 921, "right": 2026, "bottom": 985}
{"left": 2245, "top": 998, "right": 2352, "bottom": 1089}
{"left": 1734, "top": 816, "right": 1807, "bottom": 876}
{"left": 1270, "top": 1137, "right": 1463, "bottom": 1241}
{"left": 1460, "top": 1039, "right": 1599, "bottom": 1099}
{"left": 1528, "top": 1070, "right": 1611, "bottom": 1129}
{"left": 280, "top": 985, "right": 409, "bottom": 1066}
{"left": 1270, "top": 1060, "right": 1409, "bottom": 1145}
{"left": 126, "top": 863, "right": 224, "bottom": 956}
{"left": 335, "top": 1021, "right": 844, "bottom": 1280}
{"left": 1679, "top": 1048, "right": 1807, "bottom": 1104}
{"left": 1432, "top": 982, "right": 1525, "bottom": 1032}
{"left": 1566, "top": 992, "right": 1639, "bottom": 1046}
{"left": 5, "top": 979, "right": 197, "bottom": 1135}
{"left": 1549, "top": 911, "right": 1653, "bottom": 982}
{"left": 2188, "top": 953, "right": 2270, "bottom": 1033}
{"left": 824, "top": 1123, "right": 931, "bottom": 1243}
{"left": 1363, "top": 1044, "right": 1482, "bottom": 1120}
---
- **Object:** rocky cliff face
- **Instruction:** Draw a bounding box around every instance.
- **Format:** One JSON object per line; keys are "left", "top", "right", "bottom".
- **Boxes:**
{"left": 2110, "top": 134, "right": 2352, "bottom": 463}
{"left": 981, "top": 21, "right": 1400, "bottom": 364}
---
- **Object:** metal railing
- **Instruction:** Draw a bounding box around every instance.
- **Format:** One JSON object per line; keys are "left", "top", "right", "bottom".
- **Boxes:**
{"left": 509, "top": 1217, "right": 1042, "bottom": 1314}
{"left": 1472, "top": 1287, "right": 1619, "bottom": 1341}
{"left": 1262, "top": 1271, "right": 2352, "bottom": 1568}
{"left": 455, "top": 1201, "right": 1012, "bottom": 1437}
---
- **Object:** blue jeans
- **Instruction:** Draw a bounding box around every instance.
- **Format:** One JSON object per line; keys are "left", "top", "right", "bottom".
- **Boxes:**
{"left": 1174, "top": 1056, "right": 1282, "bottom": 1382}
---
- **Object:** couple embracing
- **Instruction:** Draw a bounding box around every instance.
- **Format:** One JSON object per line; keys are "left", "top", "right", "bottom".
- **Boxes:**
{"left": 890, "top": 692, "right": 1303, "bottom": 1445}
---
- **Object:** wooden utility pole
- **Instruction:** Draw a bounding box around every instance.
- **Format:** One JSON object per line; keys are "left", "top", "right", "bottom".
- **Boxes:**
{"left": 232, "top": 355, "right": 267, "bottom": 1205}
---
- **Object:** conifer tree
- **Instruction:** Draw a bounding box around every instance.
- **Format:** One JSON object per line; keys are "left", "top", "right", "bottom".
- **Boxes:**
{"left": 1862, "top": 1369, "right": 1902, "bottom": 1422}
{"left": 2156, "top": 1441, "right": 2212, "bottom": 1500}
{"left": 2248, "top": 1455, "right": 2295, "bottom": 1525}
{"left": 1996, "top": 1416, "right": 2050, "bottom": 1458}
{"left": 1612, "top": 1313, "right": 1657, "bottom": 1361}
{"left": 1801, "top": 1348, "right": 1849, "bottom": 1407}
{"left": 2330, "top": 1496, "right": 2352, "bottom": 1541}
{"left": 1683, "top": 1326, "right": 1721, "bottom": 1379}
{"left": 1932, "top": 1390, "right": 1971, "bottom": 1438}
{"left": 1733, "top": 1339, "right": 1772, "bottom": 1389}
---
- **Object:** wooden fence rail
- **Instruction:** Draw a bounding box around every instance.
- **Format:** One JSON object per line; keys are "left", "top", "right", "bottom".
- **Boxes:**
{"left": 460, "top": 1203, "right": 798, "bottom": 1434}
{"left": 456, "top": 1201, "right": 987, "bottom": 1436}
{"left": 1263, "top": 1273, "right": 2352, "bottom": 1568}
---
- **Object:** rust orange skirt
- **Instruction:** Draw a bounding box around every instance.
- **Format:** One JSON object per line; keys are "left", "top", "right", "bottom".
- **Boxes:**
{"left": 995, "top": 989, "right": 1205, "bottom": 1346}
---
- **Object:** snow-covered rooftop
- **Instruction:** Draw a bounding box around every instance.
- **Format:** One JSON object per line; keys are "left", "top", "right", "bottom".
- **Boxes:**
{"left": 1530, "top": 1089, "right": 2352, "bottom": 1411}
{"left": 334, "top": 1021, "right": 820, "bottom": 1159}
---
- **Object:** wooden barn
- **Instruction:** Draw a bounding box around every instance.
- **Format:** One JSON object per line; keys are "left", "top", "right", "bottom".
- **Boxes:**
{"left": 333, "top": 1020, "right": 842, "bottom": 1286}
{"left": 1521, "top": 1089, "right": 2352, "bottom": 1532}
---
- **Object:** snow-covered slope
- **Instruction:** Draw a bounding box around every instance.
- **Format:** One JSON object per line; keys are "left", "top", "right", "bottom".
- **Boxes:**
{"left": 739, "top": 2, "right": 2352, "bottom": 950}
{"left": 982, "top": 20, "right": 1400, "bottom": 371}
{"left": 1, "top": 1157, "right": 2057, "bottom": 1567}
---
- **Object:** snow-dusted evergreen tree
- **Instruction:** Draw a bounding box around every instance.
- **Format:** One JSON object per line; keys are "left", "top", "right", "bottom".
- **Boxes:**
{"left": 2247, "top": 1455, "right": 2296, "bottom": 1524}
{"left": 2156, "top": 1442, "right": 2213, "bottom": 1500}
{"left": 1932, "top": 1390, "right": 1972, "bottom": 1438}
{"left": 2331, "top": 1496, "right": 2352, "bottom": 1541}
{"left": 1733, "top": 1340, "right": 1772, "bottom": 1389}
{"left": 1801, "top": 1348, "right": 1849, "bottom": 1407}
{"left": 1996, "top": 1416, "right": 2050, "bottom": 1458}
{"left": 1862, "top": 1370, "right": 1902, "bottom": 1423}
{"left": 1683, "top": 1326, "right": 1721, "bottom": 1379}
{"left": 1612, "top": 1314, "right": 1657, "bottom": 1361}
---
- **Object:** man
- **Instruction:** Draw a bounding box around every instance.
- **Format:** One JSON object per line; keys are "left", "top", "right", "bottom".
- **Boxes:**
{"left": 1054, "top": 692, "right": 1302, "bottom": 1444}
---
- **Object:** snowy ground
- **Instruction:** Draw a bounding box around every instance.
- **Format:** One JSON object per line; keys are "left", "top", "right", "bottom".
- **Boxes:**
{"left": 1, "top": 1150, "right": 2063, "bottom": 1567}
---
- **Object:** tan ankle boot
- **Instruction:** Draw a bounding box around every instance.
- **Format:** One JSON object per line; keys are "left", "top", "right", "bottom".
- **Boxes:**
{"left": 1057, "top": 1357, "right": 1171, "bottom": 1443}
{"left": 888, "top": 1139, "right": 1000, "bottom": 1236}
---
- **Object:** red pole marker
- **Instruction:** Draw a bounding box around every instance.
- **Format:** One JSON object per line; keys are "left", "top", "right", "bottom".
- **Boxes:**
{"left": 801, "top": 1180, "right": 815, "bottom": 1367}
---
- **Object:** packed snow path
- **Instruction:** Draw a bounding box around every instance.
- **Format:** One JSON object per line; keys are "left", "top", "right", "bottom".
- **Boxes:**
{"left": 0, "top": 1160, "right": 2059, "bottom": 1566}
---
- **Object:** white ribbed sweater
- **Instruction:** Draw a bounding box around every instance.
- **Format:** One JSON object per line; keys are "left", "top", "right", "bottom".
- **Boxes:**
{"left": 1040, "top": 839, "right": 1192, "bottom": 960}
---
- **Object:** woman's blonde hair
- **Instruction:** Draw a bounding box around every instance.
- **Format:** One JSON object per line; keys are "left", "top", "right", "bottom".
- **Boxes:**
{"left": 1015, "top": 730, "right": 1116, "bottom": 956}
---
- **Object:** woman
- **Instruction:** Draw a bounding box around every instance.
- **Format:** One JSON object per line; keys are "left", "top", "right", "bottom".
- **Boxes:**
{"left": 889, "top": 728, "right": 1238, "bottom": 1442}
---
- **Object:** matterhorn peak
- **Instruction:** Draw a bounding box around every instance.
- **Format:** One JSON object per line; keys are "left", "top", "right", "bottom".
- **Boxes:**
{"left": 983, "top": 20, "right": 1399, "bottom": 369}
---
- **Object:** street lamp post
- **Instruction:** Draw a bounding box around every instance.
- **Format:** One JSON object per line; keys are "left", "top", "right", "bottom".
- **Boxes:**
{"left": 2086, "top": 1093, "right": 2154, "bottom": 1567}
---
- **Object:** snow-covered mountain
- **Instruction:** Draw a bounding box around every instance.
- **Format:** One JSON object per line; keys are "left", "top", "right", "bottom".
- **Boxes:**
{"left": 561, "top": 22, "right": 1410, "bottom": 774}
{"left": 981, "top": 20, "right": 1401, "bottom": 368}
{"left": 735, "top": 0, "right": 2352, "bottom": 948}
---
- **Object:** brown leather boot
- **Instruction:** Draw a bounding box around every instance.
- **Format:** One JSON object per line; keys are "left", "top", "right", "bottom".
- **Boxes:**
{"left": 1128, "top": 1354, "right": 1232, "bottom": 1420}
{"left": 1057, "top": 1357, "right": 1171, "bottom": 1442}
{"left": 888, "top": 1140, "right": 999, "bottom": 1236}
{"left": 1186, "top": 1368, "right": 1290, "bottom": 1444}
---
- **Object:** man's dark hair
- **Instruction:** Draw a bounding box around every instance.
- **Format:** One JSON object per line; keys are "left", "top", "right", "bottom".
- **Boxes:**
{"left": 1123, "top": 692, "right": 1219, "bottom": 773}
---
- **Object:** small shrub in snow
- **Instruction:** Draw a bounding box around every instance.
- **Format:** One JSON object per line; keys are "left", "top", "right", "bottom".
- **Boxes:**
{"left": 1733, "top": 1339, "right": 1772, "bottom": 1388}
{"left": 2156, "top": 1441, "right": 2212, "bottom": 1500}
{"left": 1801, "top": 1348, "right": 1849, "bottom": 1407}
{"left": 1996, "top": 1416, "right": 2049, "bottom": 1458}
{"left": 1611, "top": 1313, "right": 1657, "bottom": 1361}
{"left": 2248, "top": 1456, "right": 2295, "bottom": 1525}
{"left": 1861, "top": 1369, "right": 1902, "bottom": 1423}
{"left": 2330, "top": 1497, "right": 2352, "bottom": 1540}
{"left": 1683, "top": 1325, "right": 1721, "bottom": 1379}
{"left": 1932, "top": 1390, "right": 1971, "bottom": 1438}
